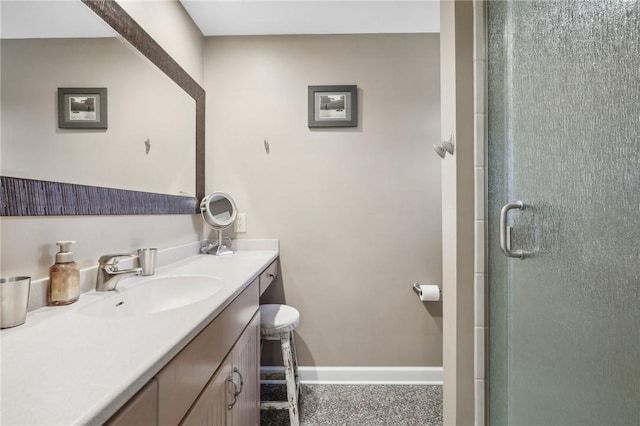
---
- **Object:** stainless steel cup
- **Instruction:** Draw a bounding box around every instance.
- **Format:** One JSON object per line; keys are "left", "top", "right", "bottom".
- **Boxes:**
{"left": 137, "top": 248, "right": 157, "bottom": 276}
{"left": 1, "top": 276, "right": 31, "bottom": 329}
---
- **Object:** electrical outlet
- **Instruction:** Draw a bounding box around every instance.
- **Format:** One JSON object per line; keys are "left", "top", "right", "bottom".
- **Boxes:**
{"left": 235, "top": 213, "right": 246, "bottom": 233}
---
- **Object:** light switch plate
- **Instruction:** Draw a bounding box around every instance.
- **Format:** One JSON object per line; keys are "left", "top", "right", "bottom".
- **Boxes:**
{"left": 235, "top": 213, "right": 246, "bottom": 233}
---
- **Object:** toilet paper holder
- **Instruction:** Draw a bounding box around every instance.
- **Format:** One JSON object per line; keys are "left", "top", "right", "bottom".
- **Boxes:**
{"left": 412, "top": 282, "right": 442, "bottom": 300}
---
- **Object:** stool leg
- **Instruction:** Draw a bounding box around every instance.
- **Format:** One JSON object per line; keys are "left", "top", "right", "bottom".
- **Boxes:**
{"left": 281, "top": 332, "right": 300, "bottom": 426}
{"left": 290, "top": 331, "right": 300, "bottom": 398}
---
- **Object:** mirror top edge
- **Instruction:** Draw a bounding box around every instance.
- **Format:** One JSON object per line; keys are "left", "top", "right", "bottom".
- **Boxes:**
{"left": 81, "top": 0, "right": 205, "bottom": 100}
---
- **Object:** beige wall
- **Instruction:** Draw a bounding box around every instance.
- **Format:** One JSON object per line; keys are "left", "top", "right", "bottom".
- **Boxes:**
{"left": 204, "top": 34, "right": 443, "bottom": 366}
{"left": 440, "top": 0, "right": 476, "bottom": 424}
{"left": 0, "top": 1, "right": 204, "bottom": 282}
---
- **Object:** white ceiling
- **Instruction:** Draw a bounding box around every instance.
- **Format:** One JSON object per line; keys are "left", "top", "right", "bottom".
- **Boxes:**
{"left": 180, "top": 1, "right": 440, "bottom": 36}
{"left": 1, "top": 1, "right": 115, "bottom": 39}
{"left": 0, "top": 0, "right": 439, "bottom": 40}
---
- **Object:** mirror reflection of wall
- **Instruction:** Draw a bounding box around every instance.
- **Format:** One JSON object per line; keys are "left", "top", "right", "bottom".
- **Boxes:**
{"left": 201, "top": 193, "right": 237, "bottom": 229}
{"left": 210, "top": 198, "right": 234, "bottom": 224}
{"left": 0, "top": 1, "right": 196, "bottom": 196}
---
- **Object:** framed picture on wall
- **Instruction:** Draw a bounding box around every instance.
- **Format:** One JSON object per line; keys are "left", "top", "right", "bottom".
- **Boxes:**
{"left": 57, "top": 87, "right": 108, "bottom": 129}
{"left": 308, "top": 85, "right": 358, "bottom": 128}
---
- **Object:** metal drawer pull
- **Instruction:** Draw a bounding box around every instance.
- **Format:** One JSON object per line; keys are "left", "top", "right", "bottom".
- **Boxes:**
{"left": 234, "top": 367, "right": 244, "bottom": 395}
{"left": 500, "top": 201, "right": 527, "bottom": 259}
{"left": 227, "top": 368, "right": 244, "bottom": 410}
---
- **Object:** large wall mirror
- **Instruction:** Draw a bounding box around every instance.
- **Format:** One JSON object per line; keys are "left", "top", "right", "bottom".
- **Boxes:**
{"left": 0, "top": 0, "right": 204, "bottom": 215}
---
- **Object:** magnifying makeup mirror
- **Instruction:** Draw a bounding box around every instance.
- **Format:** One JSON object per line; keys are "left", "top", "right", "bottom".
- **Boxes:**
{"left": 200, "top": 192, "right": 237, "bottom": 256}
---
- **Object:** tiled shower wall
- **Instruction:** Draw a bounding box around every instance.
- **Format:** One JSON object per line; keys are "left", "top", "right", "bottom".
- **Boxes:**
{"left": 473, "top": 1, "right": 487, "bottom": 425}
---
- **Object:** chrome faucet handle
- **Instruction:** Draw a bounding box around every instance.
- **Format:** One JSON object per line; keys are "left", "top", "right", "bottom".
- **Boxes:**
{"left": 98, "top": 253, "right": 135, "bottom": 270}
{"left": 95, "top": 253, "right": 142, "bottom": 292}
{"left": 98, "top": 253, "right": 133, "bottom": 266}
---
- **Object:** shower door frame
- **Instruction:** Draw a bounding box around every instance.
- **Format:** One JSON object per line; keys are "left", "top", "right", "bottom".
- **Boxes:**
{"left": 471, "top": 1, "right": 490, "bottom": 425}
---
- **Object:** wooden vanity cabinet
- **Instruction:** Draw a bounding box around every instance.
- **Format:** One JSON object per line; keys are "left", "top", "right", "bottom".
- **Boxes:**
{"left": 181, "top": 313, "right": 260, "bottom": 426}
{"left": 106, "top": 275, "right": 262, "bottom": 426}
{"left": 157, "top": 277, "right": 260, "bottom": 425}
{"left": 228, "top": 312, "right": 260, "bottom": 426}
{"left": 180, "top": 356, "right": 232, "bottom": 426}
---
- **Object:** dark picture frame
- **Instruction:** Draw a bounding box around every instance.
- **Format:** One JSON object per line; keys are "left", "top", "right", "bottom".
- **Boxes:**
{"left": 58, "top": 87, "right": 108, "bottom": 129}
{"left": 308, "top": 85, "right": 358, "bottom": 128}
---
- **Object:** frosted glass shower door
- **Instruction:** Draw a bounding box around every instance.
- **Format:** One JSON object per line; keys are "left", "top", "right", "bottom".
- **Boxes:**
{"left": 487, "top": 1, "right": 640, "bottom": 425}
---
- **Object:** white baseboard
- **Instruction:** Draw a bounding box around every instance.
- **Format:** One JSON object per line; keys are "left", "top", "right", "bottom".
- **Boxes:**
{"left": 261, "top": 366, "right": 443, "bottom": 385}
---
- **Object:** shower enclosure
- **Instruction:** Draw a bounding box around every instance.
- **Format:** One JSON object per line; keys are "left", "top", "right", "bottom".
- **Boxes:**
{"left": 487, "top": 1, "right": 639, "bottom": 424}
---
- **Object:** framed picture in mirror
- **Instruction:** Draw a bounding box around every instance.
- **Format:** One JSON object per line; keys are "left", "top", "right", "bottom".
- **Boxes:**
{"left": 308, "top": 85, "right": 358, "bottom": 128}
{"left": 58, "top": 87, "right": 107, "bottom": 129}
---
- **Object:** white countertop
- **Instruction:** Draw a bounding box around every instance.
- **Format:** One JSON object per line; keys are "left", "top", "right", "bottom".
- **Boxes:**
{"left": 0, "top": 241, "right": 278, "bottom": 425}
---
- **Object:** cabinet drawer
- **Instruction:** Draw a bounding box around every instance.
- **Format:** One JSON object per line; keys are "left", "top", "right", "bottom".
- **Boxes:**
{"left": 106, "top": 379, "right": 158, "bottom": 426}
{"left": 156, "top": 278, "right": 259, "bottom": 426}
{"left": 259, "top": 260, "right": 278, "bottom": 296}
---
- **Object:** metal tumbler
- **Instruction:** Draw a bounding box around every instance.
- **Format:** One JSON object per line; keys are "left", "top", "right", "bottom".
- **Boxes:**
{"left": 137, "top": 248, "right": 157, "bottom": 276}
{"left": 1, "top": 276, "right": 31, "bottom": 329}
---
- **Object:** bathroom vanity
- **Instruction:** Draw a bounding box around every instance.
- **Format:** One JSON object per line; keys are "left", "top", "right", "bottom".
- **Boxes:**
{"left": 0, "top": 241, "right": 278, "bottom": 425}
{"left": 109, "top": 278, "right": 262, "bottom": 426}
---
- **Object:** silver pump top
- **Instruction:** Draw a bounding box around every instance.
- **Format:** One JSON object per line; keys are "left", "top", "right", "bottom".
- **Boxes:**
{"left": 55, "top": 240, "right": 76, "bottom": 263}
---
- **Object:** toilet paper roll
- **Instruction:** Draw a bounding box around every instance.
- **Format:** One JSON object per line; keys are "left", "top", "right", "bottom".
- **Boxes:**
{"left": 418, "top": 285, "right": 440, "bottom": 302}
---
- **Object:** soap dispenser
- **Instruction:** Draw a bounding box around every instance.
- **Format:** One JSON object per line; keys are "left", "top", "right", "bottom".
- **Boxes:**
{"left": 48, "top": 241, "right": 80, "bottom": 305}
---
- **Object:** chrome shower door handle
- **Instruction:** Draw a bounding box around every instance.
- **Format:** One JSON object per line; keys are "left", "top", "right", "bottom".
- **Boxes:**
{"left": 500, "top": 201, "right": 527, "bottom": 259}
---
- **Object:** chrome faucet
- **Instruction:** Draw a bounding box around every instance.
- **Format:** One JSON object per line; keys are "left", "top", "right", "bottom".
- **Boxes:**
{"left": 95, "top": 254, "right": 142, "bottom": 292}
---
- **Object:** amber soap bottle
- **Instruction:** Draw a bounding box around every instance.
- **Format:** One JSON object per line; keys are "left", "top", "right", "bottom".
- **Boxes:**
{"left": 48, "top": 241, "right": 80, "bottom": 306}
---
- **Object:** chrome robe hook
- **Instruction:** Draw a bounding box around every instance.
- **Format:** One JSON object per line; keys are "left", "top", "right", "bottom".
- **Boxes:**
{"left": 433, "top": 135, "right": 454, "bottom": 158}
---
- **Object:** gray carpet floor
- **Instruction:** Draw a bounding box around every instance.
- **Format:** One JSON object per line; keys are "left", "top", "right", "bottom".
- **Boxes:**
{"left": 260, "top": 384, "right": 443, "bottom": 426}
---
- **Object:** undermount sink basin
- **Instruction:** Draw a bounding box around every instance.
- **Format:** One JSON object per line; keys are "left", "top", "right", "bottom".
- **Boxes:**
{"left": 79, "top": 275, "right": 225, "bottom": 317}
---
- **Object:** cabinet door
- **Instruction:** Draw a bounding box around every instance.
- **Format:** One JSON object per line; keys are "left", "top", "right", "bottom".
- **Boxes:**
{"left": 228, "top": 314, "right": 260, "bottom": 426}
{"left": 180, "top": 359, "right": 233, "bottom": 426}
{"left": 180, "top": 314, "right": 260, "bottom": 426}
